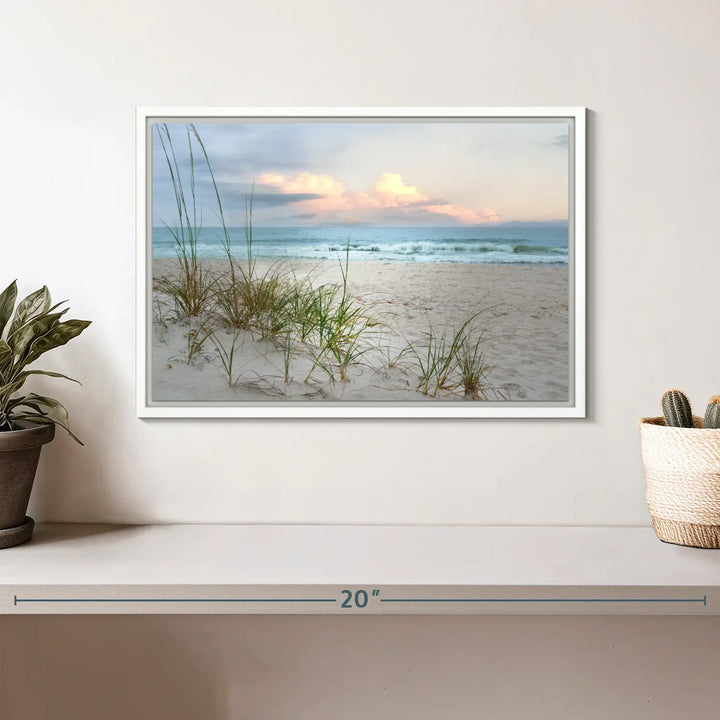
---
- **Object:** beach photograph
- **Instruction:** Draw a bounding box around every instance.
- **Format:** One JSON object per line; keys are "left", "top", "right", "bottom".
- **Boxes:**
{"left": 147, "top": 116, "right": 573, "bottom": 407}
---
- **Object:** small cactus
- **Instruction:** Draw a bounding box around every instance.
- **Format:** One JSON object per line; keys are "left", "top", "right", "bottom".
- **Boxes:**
{"left": 706, "top": 401, "right": 720, "bottom": 429}
{"left": 662, "top": 389, "right": 693, "bottom": 428}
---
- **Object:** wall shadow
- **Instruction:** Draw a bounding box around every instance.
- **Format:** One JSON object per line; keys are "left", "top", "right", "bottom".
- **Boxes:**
{"left": 27, "top": 315, "right": 145, "bottom": 523}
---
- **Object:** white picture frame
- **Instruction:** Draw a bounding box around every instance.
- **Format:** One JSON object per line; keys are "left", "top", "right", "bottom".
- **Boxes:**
{"left": 137, "top": 107, "right": 586, "bottom": 419}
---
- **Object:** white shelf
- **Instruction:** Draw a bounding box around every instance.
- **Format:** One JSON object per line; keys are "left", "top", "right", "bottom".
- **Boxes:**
{"left": 0, "top": 524, "right": 718, "bottom": 615}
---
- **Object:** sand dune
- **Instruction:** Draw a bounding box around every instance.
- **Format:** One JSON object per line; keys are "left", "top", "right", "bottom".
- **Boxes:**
{"left": 151, "top": 259, "right": 569, "bottom": 405}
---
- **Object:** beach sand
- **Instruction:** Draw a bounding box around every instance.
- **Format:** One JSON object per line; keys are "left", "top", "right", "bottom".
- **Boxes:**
{"left": 151, "top": 259, "right": 570, "bottom": 404}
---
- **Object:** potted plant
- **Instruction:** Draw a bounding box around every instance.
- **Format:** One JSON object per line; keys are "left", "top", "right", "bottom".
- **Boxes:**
{"left": 639, "top": 389, "right": 720, "bottom": 548}
{"left": 0, "top": 280, "right": 90, "bottom": 548}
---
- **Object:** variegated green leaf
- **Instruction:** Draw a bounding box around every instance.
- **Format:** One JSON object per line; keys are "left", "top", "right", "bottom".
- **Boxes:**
{"left": 0, "top": 281, "right": 17, "bottom": 337}
{"left": 9, "top": 309, "right": 67, "bottom": 359}
{"left": 5, "top": 393, "right": 43, "bottom": 413}
{"left": 7, "top": 394, "right": 82, "bottom": 444}
{"left": 6, "top": 412, "right": 50, "bottom": 428}
{"left": 0, "top": 340, "right": 11, "bottom": 381}
{"left": 14, "top": 370, "right": 80, "bottom": 385}
{"left": 7, "top": 392, "right": 61, "bottom": 411}
{"left": 23, "top": 319, "right": 91, "bottom": 365}
{"left": 7, "top": 394, "right": 51, "bottom": 416}
{"left": 0, "top": 370, "right": 79, "bottom": 401}
{"left": 9, "top": 412, "right": 81, "bottom": 444}
{"left": 8, "top": 286, "right": 51, "bottom": 337}
{"left": 0, "top": 377, "right": 27, "bottom": 401}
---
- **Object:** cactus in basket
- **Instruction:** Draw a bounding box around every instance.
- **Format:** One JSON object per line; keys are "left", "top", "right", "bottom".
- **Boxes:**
{"left": 705, "top": 398, "right": 720, "bottom": 429}
{"left": 662, "top": 389, "right": 693, "bottom": 428}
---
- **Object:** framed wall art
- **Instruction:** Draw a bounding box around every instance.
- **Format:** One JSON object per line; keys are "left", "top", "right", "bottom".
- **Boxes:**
{"left": 137, "top": 107, "right": 586, "bottom": 418}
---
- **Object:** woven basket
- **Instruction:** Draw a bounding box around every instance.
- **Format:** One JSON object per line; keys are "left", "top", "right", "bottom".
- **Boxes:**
{"left": 639, "top": 415, "right": 720, "bottom": 548}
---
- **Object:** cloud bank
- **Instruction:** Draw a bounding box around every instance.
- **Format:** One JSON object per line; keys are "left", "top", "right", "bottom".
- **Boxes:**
{"left": 256, "top": 170, "right": 499, "bottom": 225}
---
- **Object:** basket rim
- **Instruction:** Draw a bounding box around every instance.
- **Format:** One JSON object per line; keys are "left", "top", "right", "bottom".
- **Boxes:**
{"left": 638, "top": 415, "right": 708, "bottom": 430}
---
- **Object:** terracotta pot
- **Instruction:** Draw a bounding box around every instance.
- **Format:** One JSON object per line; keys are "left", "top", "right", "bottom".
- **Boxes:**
{"left": 0, "top": 423, "right": 55, "bottom": 548}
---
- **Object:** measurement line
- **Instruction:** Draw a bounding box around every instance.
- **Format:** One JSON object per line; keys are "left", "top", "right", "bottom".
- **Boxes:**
{"left": 11, "top": 593, "right": 710, "bottom": 608}
{"left": 382, "top": 598, "right": 709, "bottom": 604}
{"left": 13, "top": 596, "right": 336, "bottom": 606}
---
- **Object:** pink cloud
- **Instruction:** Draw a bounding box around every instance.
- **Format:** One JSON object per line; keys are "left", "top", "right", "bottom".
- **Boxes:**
{"left": 256, "top": 170, "right": 499, "bottom": 224}
{"left": 373, "top": 172, "right": 429, "bottom": 207}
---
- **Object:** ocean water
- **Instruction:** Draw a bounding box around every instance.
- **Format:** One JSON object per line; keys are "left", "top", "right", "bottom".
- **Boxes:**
{"left": 152, "top": 224, "right": 568, "bottom": 265}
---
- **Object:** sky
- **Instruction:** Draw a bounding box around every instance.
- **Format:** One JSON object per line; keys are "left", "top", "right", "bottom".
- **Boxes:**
{"left": 151, "top": 119, "right": 569, "bottom": 227}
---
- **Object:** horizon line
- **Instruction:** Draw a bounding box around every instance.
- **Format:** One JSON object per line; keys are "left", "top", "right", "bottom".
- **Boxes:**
{"left": 151, "top": 220, "right": 569, "bottom": 228}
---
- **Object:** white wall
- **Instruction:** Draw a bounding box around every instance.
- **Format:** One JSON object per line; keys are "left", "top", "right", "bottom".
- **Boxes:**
{"left": 2, "top": 0, "right": 718, "bottom": 524}
{"left": 2, "top": 4, "right": 718, "bottom": 719}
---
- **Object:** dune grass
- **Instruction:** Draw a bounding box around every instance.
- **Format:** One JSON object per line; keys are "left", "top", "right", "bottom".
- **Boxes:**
{"left": 458, "top": 335, "right": 494, "bottom": 400}
{"left": 185, "top": 322, "right": 213, "bottom": 366}
{"left": 154, "top": 124, "right": 215, "bottom": 318}
{"left": 401, "top": 308, "right": 502, "bottom": 400}
{"left": 209, "top": 329, "right": 243, "bottom": 387}
{"left": 302, "top": 245, "right": 380, "bottom": 384}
